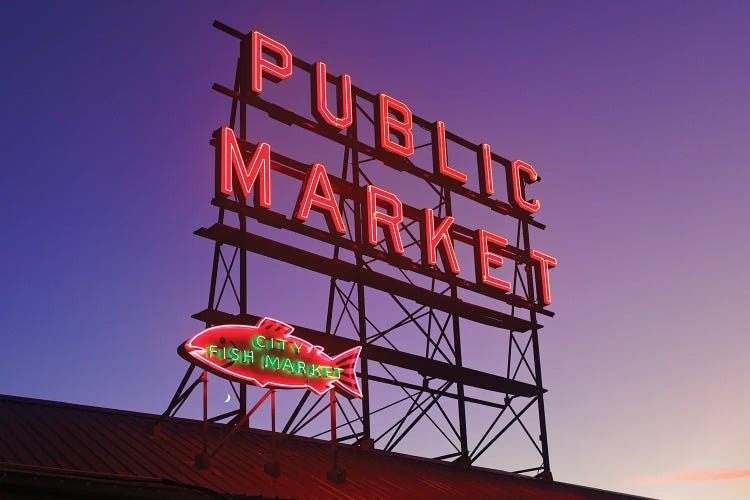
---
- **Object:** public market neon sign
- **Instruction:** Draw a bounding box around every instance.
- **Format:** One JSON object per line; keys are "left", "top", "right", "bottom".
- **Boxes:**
{"left": 180, "top": 317, "right": 362, "bottom": 398}
{"left": 217, "top": 31, "right": 558, "bottom": 305}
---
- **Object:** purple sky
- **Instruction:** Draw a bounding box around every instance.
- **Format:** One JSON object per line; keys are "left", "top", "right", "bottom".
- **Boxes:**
{"left": 1, "top": 2, "right": 749, "bottom": 498}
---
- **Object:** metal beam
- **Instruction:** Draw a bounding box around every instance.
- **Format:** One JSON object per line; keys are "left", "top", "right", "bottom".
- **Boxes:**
{"left": 195, "top": 224, "right": 535, "bottom": 332}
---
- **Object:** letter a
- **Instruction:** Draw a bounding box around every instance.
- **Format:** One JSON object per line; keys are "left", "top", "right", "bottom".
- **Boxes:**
{"left": 294, "top": 163, "right": 346, "bottom": 234}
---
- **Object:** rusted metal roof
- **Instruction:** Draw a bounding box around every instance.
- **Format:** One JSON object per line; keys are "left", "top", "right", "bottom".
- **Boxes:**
{"left": 0, "top": 395, "right": 646, "bottom": 499}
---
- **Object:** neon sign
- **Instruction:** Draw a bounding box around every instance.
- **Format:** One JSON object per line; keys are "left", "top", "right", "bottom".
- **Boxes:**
{"left": 214, "top": 30, "right": 557, "bottom": 306}
{"left": 180, "top": 317, "right": 362, "bottom": 398}
{"left": 219, "top": 125, "right": 554, "bottom": 304}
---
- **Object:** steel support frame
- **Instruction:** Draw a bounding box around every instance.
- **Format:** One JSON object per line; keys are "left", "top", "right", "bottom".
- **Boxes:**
{"left": 163, "top": 20, "right": 553, "bottom": 480}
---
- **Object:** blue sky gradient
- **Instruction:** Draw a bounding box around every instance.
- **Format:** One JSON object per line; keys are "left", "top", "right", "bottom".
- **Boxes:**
{"left": 1, "top": 2, "right": 748, "bottom": 498}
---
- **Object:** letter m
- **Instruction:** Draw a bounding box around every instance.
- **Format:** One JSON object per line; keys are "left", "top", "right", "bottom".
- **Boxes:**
{"left": 218, "top": 126, "right": 271, "bottom": 207}
{"left": 262, "top": 355, "right": 280, "bottom": 370}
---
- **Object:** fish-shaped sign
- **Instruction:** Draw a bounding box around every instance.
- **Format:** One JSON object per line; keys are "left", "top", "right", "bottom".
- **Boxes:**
{"left": 179, "top": 317, "right": 362, "bottom": 398}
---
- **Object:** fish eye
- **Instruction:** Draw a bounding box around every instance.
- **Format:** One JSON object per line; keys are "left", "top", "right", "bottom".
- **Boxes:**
{"left": 219, "top": 337, "right": 226, "bottom": 344}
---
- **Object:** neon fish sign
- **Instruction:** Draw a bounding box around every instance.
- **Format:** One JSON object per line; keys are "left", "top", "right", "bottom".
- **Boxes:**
{"left": 179, "top": 317, "right": 362, "bottom": 398}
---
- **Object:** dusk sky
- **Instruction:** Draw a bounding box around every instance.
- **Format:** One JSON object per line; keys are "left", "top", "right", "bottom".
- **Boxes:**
{"left": 2, "top": 2, "right": 749, "bottom": 499}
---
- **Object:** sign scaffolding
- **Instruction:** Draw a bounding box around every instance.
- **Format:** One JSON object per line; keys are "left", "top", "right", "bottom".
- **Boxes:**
{"left": 163, "top": 21, "right": 557, "bottom": 480}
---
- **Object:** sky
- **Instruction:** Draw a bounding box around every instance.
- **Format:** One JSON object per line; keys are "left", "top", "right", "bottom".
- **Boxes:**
{"left": 1, "top": 1, "right": 749, "bottom": 498}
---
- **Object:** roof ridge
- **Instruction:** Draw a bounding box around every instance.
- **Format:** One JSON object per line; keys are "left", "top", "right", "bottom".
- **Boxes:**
{"left": 0, "top": 394, "right": 652, "bottom": 499}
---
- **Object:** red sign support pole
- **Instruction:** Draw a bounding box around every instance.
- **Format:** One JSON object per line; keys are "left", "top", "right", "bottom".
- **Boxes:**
{"left": 195, "top": 370, "right": 211, "bottom": 469}
{"left": 196, "top": 387, "right": 275, "bottom": 470}
{"left": 327, "top": 389, "right": 345, "bottom": 483}
{"left": 202, "top": 371, "right": 208, "bottom": 454}
{"left": 264, "top": 389, "right": 280, "bottom": 477}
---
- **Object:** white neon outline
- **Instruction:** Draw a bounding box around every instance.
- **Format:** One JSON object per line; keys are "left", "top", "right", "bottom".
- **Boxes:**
{"left": 183, "top": 318, "right": 363, "bottom": 398}
{"left": 251, "top": 31, "right": 293, "bottom": 94}
{"left": 366, "top": 184, "right": 405, "bottom": 254}
{"left": 294, "top": 163, "right": 346, "bottom": 234}
{"left": 434, "top": 121, "right": 468, "bottom": 184}
{"left": 377, "top": 94, "right": 414, "bottom": 157}
{"left": 479, "top": 143, "right": 494, "bottom": 196}
{"left": 220, "top": 127, "right": 272, "bottom": 206}
{"left": 511, "top": 159, "right": 540, "bottom": 213}
{"left": 313, "top": 62, "right": 353, "bottom": 129}
{"left": 476, "top": 229, "right": 511, "bottom": 291}
{"left": 423, "top": 208, "right": 460, "bottom": 274}
{"left": 529, "top": 249, "right": 557, "bottom": 306}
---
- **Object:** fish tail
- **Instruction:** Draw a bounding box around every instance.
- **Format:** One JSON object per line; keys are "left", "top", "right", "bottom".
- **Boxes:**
{"left": 331, "top": 346, "right": 362, "bottom": 398}
{"left": 256, "top": 317, "right": 294, "bottom": 336}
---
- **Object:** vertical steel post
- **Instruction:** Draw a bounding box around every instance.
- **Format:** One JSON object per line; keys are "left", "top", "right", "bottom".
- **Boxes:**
{"left": 202, "top": 370, "right": 208, "bottom": 459}
{"left": 326, "top": 389, "right": 344, "bottom": 483}
{"left": 237, "top": 40, "right": 249, "bottom": 421}
{"left": 330, "top": 389, "right": 337, "bottom": 467}
{"left": 194, "top": 369, "right": 211, "bottom": 469}
{"left": 349, "top": 106, "right": 370, "bottom": 441}
{"left": 264, "top": 388, "right": 280, "bottom": 476}
{"left": 444, "top": 191, "right": 469, "bottom": 462}
{"left": 325, "top": 144, "right": 351, "bottom": 335}
{"left": 521, "top": 221, "right": 551, "bottom": 479}
{"left": 271, "top": 389, "right": 277, "bottom": 462}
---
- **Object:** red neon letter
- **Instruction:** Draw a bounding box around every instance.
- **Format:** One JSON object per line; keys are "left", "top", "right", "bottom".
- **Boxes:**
{"left": 376, "top": 94, "right": 414, "bottom": 157}
{"left": 312, "top": 62, "right": 353, "bottom": 129}
{"left": 366, "top": 185, "right": 404, "bottom": 254}
{"left": 421, "top": 208, "right": 460, "bottom": 274}
{"left": 294, "top": 163, "right": 346, "bottom": 234}
{"left": 432, "top": 121, "right": 467, "bottom": 183}
{"left": 251, "top": 31, "right": 293, "bottom": 94}
{"left": 529, "top": 249, "right": 557, "bottom": 305}
{"left": 510, "top": 159, "right": 540, "bottom": 213}
{"left": 474, "top": 229, "right": 511, "bottom": 291}
{"left": 220, "top": 127, "right": 271, "bottom": 207}
{"left": 478, "top": 143, "right": 494, "bottom": 196}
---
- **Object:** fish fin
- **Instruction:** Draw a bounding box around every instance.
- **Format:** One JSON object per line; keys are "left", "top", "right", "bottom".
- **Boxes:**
{"left": 256, "top": 317, "right": 294, "bottom": 336}
{"left": 331, "top": 346, "right": 362, "bottom": 398}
